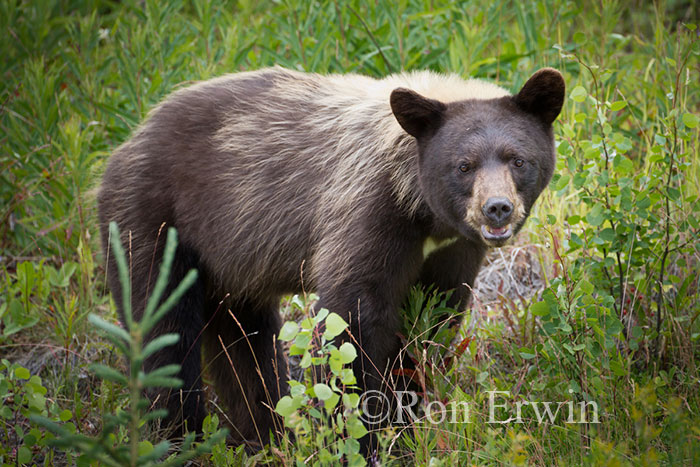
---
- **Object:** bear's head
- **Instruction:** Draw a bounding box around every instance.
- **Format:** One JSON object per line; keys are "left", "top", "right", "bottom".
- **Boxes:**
{"left": 391, "top": 68, "right": 565, "bottom": 247}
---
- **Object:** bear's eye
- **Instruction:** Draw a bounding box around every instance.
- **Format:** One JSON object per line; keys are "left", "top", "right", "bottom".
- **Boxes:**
{"left": 459, "top": 163, "right": 471, "bottom": 173}
{"left": 513, "top": 158, "right": 525, "bottom": 168}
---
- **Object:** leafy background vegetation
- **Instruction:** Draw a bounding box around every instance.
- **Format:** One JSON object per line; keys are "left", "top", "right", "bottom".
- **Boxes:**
{"left": 1, "top": 0, "right": 698, "bottom": 465}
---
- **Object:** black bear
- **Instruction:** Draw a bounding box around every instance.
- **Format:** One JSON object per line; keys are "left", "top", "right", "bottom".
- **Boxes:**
{"left": 97, "top": 66, "right": 564, "bottom": 449}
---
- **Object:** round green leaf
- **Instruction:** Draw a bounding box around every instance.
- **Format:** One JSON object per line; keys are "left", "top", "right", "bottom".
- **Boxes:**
{"left": 570, "top": 85, "right": 587, "bottom": 102}
{"left": 324, "top": 313, "right": 348, "bottom": 340}
{"left": 338, "top": 342, "right": 357, "bottom": 364}
{"left": 346, "top": 418, "right": 368, "bottom": 439}
{"left": 18, "top": 446, "right": 31, "bottom": 464}
{"left": 530, "top": 300, "right": 550, "bottom": 317}
{"left": 138, "top": 440, "right": 154, "bottom": 456}
{"left": 586, "top": 204, "right": 605, "bottom": 227}
{"left": 14, "top": 367, "right": 30, "bottom": 380}
{"left": 682, "top": 112, "right": 698, "bottom": 129}
{"left": 313, "top": 383, "right": 333, "bottom": 401}
{"left": 278, "top": 321, "right": 299, "bottom": 341}
{"left": 275, "top": 395, "right": 297, "bottom": 417}
{"left": 573, "top": 31, "right": 587, "bottom": 44}
{"left": 324, "top": 393, "right": 340, "bottom": 411}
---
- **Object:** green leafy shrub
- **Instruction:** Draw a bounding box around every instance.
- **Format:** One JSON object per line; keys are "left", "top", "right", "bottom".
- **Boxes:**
{"left": 1, "top": 256, "right": 98, "bottom": 349}
{"left": 0, "top": 360, "right": 66, "bottom": 466}
{"left": 30, "top": 223, "right": 227, "bottom": 466}
{"left": 273, "top": 294, "right": 368, "bottom": 466}
{"left": 0, "top": 262, "right": 45, "bottom": 339}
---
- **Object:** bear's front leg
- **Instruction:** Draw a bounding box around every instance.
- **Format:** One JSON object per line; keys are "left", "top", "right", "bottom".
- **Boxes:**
{"left": 314, "top": 283, "right": 408, "bottom": 461}
{"left": 420, "top": 237, "right": 487, "bottom": 312}
{"left": 312, "top": 221, "right": 425, "bottom": 460}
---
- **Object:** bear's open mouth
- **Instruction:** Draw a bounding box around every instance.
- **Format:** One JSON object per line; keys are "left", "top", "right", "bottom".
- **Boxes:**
{"left": 481, "top": 224, "right": 512, "bottom": 242}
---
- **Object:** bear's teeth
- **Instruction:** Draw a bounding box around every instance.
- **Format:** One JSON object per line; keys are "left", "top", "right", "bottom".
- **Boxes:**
{"left": 487, "top": 225, "right": 508, "bottom": 235}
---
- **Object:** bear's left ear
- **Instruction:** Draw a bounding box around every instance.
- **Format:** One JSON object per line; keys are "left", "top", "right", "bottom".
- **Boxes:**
{"left": 390, "top": 88, "right": 447, "bottom": 138}
{"left": 514, "top": 68, "right": 565, "bottom": 125}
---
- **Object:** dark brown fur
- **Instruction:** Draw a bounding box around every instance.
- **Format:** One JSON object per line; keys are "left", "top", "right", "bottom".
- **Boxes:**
{"left": 97, "top": 67, "right": 564, "bottom": 452}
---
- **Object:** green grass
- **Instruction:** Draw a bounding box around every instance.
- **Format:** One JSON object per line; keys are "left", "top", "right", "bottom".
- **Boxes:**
{"left": 1, "top": 0, "right": 699, "bottom": 465}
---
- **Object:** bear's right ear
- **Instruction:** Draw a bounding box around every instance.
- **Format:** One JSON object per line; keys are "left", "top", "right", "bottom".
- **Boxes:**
{"left": 390, "top": 88, "right": 447, "bottom": 138}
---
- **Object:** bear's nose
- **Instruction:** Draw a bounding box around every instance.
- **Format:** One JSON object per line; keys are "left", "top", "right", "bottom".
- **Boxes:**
{"left": 482, "top": 197, "right": 513, "bottom": 225}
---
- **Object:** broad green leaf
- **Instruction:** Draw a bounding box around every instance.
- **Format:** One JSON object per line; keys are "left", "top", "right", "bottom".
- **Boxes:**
{"left": 579, "top": 280, "right": 594, "bottom": 295}
{"left": 343, "top": 393, "right": 360, "bottom": 409}
{"left": 586, "top": 204, "right": 605, "bottom": 227}
{"left": 613, "top": 154, "right": 634, "bottom": 174}
{"left": 530, "top": 300, "right": 550, "bottom": 317}
{"left": 339, "top": 368, "right": 356, "bottom": 385}
{"left": 313, "top": 383, "right": 333, "bottom": 400}
{"left": 554, "top": 174, "right": 570, "bottom": 191}
{"left": 324, "top": 393, "right": 340, "bottom": 411}
{"left": 682, "top": 112, "right": 698, "bottom": 128}
{"left": 314, "top": 307, "right": 329, "bottom": 324}
{"left": 59, "top": 410, "right": 73, "bottom": 422}
{"left": 49, "top": 262, "right": 77, "bottom": 288}
{"left": 610, "top": 101, "right": 626, "bottom": 111}
{"left": 17, "top": 446, "right": 31, "bottom": 464}
{"left": 338, "top": 342, "right": 357, "bottom": 364}
{"left": 138, "top": 440, "right": 154, "bottom": 456}
{"left": 573, "top": 31, "right": 587, "bottom": 44}
{"left": 570, "top": 85, "right": 587, "bottom": 102}
{"left": 14, "top": 367, "right": 30, "bottom": 380}
{"left": 346, "top": 418, "right": 368, "bottom": 439}
{"left": 324, "top": 313, "right": 348, "bottom": 340}
{"left": 292, "top": 333, "right": 311, "bottom": 352}
{"left": 299, "top": 350, "right": 312, "bottom": 368}
{"left": 275, "top": 395, "right": 297, "bottom": 417}
{"left": 519, "top": 347, "right": 536, "bottom": 360}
